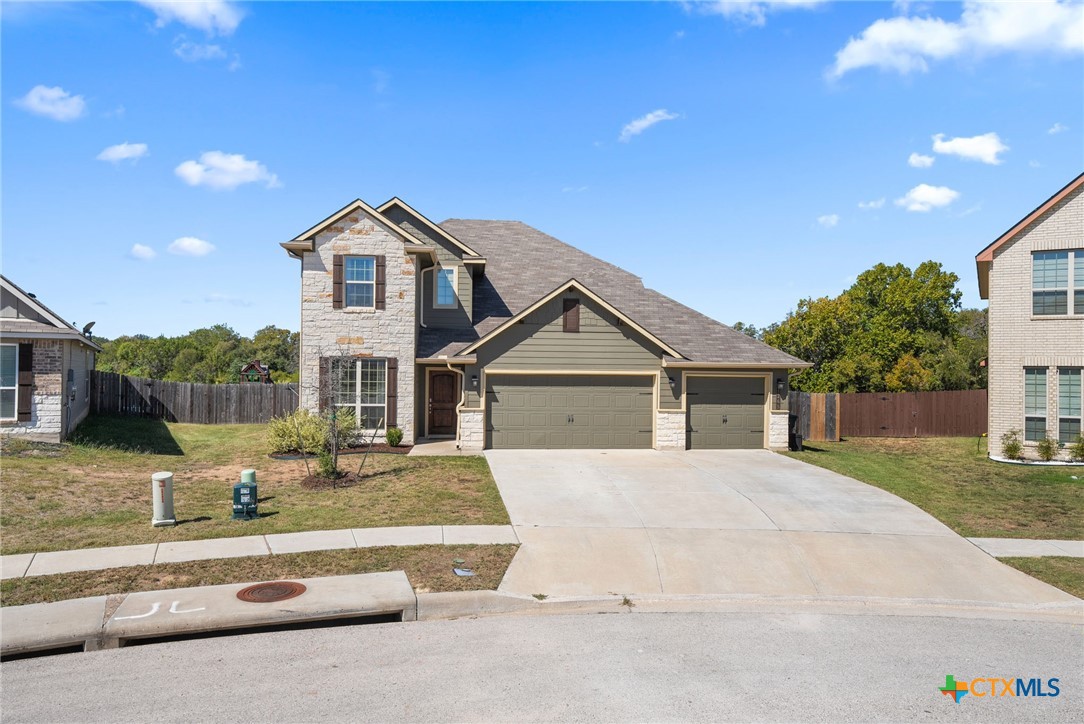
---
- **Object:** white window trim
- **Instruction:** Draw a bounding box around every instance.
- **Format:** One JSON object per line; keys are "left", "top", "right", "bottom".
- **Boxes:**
{"left": 1, "top": 343, "right": 18, "bottom": 421}
{"left": 1032, "top": 249, "right": 1083, "bottom": 317}
{"left": 1023, "top": 367, "right": 1048, "bottom": 442}
{"left": 333, "top": 358, "right": 387, "bottom": 431}
{"left": 1058, "top": 367, "right": 1082, "bottom": 444}
{"left": 345, "top": 256, "right": 377, "bottom": 310}
{"left": 433, "top": 265, "right": 458, "bottom": 309}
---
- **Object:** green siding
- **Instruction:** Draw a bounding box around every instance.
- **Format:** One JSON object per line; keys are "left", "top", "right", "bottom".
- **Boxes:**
{"left": 477, "top": 292, "right": 663, "bottom": 370}
{"left": 487, "top": 375, "right": 653, "bottom": 449}
{"left": 659, "top": 369, "right": 682, "bottom": 410}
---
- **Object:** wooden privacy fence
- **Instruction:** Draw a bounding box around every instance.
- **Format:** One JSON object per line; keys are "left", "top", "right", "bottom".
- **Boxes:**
{"left": 788, "top": 392, "right": 839, "bottom": 442}
{"left": 838, "top": 389, "right": 987, "bottom": 438}
{"left": 91, "top": 371, "right": 298, "bottom": 424}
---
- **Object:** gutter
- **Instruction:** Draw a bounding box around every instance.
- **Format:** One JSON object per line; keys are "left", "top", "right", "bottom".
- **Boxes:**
{"left": 440, "top": 356, "right": 467, "bottom": 449}
{"left": 661, "top": 360, "right": 814, "bottom": 370}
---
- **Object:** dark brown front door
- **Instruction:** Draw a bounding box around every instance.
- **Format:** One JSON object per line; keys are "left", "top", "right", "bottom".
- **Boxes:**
{"left": 428, "top": 370, "right": 457, "bottom": 436}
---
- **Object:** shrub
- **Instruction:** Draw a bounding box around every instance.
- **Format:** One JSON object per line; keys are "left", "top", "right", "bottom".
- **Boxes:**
{"left": 1001, "top": 429, "right": 1023, "bottom": 461}
{"left": 1036, "top": 435, "right": 1061, "bottom": 462}
{"left": 386, "top": 426, "right": 403, "bottom": 447}
{"left": 267, "top": 409, "right": 328, "bottom": 454}
{"left": 328, "top": 408, "right": 358, "bottom": 450}
{"left": 1070, "top": 434, "right": 1084, "bottom": 463}
{"left": 316, "top": 448, "right": 339, "bottom": 479}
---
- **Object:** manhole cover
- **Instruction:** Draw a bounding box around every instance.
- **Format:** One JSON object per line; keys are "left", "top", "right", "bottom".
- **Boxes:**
{"left": 236, "top": 581, "right": 307, "bottom": 603}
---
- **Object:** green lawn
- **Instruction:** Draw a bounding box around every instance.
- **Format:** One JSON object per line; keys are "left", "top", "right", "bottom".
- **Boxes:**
{"left": 1000, "top": 557, "right": 1084, "bottom": 600}
{"left": 0, "top": 415, "right": 509, "bottom": 555}
{"left": 783, "top": 437, "right": 1083, "bottom": 540}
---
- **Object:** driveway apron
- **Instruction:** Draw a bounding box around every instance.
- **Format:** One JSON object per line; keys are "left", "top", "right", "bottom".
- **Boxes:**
{"left": 485, "top": 449, "right": 1079, "bottom": 605}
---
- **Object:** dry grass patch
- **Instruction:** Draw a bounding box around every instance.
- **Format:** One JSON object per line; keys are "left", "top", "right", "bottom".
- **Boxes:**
{"left": 0, "top": 544, "right": 518, "bottom": 607}
{"left": 784, "top": 437, "right": 1083, "bottom": 539}
{"left": 1, "top": 416, "right": 508, "bottom": 555}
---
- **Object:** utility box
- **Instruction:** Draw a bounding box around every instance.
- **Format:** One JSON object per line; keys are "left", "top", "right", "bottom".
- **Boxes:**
{"left": 232, "top": 469, "right": 258, "bottom": 520}
{"left": 152, "top": 471, "right": 176, "bottom": 527}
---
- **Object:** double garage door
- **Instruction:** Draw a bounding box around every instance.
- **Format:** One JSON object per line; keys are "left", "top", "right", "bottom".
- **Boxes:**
{"left": 486, "top": 374, "right": 767, "bottom": 450}
{"left": 486, "top": 375, "right": 653, "bottom": 449}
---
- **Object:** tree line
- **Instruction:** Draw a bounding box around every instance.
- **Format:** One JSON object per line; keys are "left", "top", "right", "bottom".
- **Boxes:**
{"left": 736, "top": 261, "right": 987, "bottom": 393}
{"left": 96, "top": 324, "right": 299, "bottom": 384}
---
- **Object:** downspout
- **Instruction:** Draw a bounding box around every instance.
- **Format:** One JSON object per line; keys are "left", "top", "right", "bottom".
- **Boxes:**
{"left": 441, "top": 357, "right": 466, "bottom": 448}
{"left": 419, "top": 266, "right": 434, "bottom": 328}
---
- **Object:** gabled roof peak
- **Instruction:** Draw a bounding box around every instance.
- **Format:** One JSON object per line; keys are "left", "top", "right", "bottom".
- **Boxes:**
{"left": 376, "top": 198, "right": 482, "bottom": 258}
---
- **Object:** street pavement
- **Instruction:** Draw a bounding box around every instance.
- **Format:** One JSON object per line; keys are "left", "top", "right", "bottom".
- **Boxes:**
{"left": 2, "top": 611, "right": 1080, "bottom": 723}
{"left": 487, "top": 449, "right": 1081, "bottom": 607}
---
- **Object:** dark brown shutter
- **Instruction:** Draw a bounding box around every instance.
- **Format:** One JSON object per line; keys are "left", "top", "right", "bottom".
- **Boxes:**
{"left": 318, "top": 357, "right": 330, "bottom": 411}
{"left": 17, "top": 343, "right": 33, "bottom": 421}
{"left": 563, "top": 298, "right": 580, "bottom": 333}
{"left": 332, "top": 255, "right": 344, "bottom": 309}
{"left": 385, "top": 357, "right": 398, "bottom": 427}
{"left": 375, "top": 255, "right": 387, "bottom": 310}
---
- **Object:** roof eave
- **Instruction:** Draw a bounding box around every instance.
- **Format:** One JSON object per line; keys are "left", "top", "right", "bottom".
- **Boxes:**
{"left": 975, "top": 172, "right": 1084, "bottom": 263}
{"left": 662, "top": 359, "right": 813, "bottom": 370}
{"left": 376, "top": 197, "right": 483, "bottom": 258}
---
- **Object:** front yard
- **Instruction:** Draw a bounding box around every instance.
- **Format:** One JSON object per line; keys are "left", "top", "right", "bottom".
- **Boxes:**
{"left": 785, "top": 437, "right": 1083, "bottom": 599}
{"left": 1, "top": 415, "right": 509, "bottom": 555}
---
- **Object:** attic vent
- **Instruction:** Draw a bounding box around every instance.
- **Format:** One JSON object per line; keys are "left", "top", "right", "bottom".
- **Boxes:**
{"left": 563, "top": 298, "right": 580, "bottom": 333}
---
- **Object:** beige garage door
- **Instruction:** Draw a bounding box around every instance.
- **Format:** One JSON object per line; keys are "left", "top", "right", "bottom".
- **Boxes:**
{"left": 687, "top": 376, "right": 766, "bottom": 449}
{"left": 486, "top": 375, "right": 654, "bottom": 449}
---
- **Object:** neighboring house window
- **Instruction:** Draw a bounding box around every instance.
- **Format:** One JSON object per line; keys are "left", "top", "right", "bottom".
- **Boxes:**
{"left": 435, "top": 267, "right": 457, "bottom": 308}
{"left": 0, "top": 344, "right": 16, "bottom": 421}
{"left": 1032, "top": 250, "right": 1084, "bottom": 316}
{"left": 1024, "top": 367, "right": 1047, "bottom": 441}
{"left": 345, "top": 256, "right": 376, "bottom": 308}
{"left": 1059, "top": 368, "right": 1082, "bottom": 444}
{"left": 332, "top": 358, "right": 386, "bottom": 430}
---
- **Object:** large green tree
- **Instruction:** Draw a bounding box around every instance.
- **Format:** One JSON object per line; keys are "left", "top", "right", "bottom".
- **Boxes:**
{"left": 763, "top": 261, "right": 984, "bottom": 393}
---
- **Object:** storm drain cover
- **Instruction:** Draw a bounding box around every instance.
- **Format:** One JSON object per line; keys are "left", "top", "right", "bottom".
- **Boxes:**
{"left": 236, "top": 581, "right": 307, "bottom": 603}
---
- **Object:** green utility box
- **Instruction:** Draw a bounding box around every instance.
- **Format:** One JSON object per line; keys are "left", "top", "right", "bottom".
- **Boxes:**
{"left": 232, "top": 469, "right": 258, "bottom": 520}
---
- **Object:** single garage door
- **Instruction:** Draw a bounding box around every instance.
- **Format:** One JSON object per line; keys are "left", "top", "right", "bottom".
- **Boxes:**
{"left": 487, "top": 375, "right": 654, "bottom": 449}
{"left": 687, "top": 377, "right": 765, "bottom": 449}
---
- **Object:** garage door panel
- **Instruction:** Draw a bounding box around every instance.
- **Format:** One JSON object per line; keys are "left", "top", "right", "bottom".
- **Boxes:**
{"left": 687, "top": 377, "right": 765, "bottom": 450}
{"left": 488, "top": 375, "right": 653, "bottom": 449}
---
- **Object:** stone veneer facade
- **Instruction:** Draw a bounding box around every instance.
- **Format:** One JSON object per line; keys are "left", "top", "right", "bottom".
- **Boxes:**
{"left": 768, "top": 411, "right": 789, "bottom": 451}
{"left": 655, "top": 410, "right": 686, "bottom": 451}
{"left": 299, "top": 214, "right": 417, "bottom": 445}
{"left": 459, "top": 410, "right": 485, "bottom": 451}
{"left": 987, "top": 186, "right": 1083, "bottom": 461}
{"left": 1, "top": 338, "right": 62, "bottom": 441}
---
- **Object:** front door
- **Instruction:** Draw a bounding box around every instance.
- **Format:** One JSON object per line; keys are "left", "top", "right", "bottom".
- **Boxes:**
{"left": 428, "top": 370, "right": 457, "bottom": 436}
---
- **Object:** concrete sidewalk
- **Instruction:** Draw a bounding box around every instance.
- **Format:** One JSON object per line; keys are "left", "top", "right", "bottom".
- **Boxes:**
{"left": 968, "top": 538, "right": 1084, "bottom": 558}
{"left": 0, "top": 525, "right": 519, "bottom": 580}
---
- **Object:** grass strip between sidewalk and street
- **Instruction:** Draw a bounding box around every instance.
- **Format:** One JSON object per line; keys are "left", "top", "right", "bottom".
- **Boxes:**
{"left": 0, "top": 544, "right": 519, "bottom": 607}
{"left": 998, "top": 557, "right": 1084, "bottom": 600}
{"left": 783, "top": 437, "right": 1083, "bottom": 540}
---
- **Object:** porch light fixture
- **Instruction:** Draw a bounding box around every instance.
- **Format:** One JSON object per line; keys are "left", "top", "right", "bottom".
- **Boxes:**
{"left": 776, "top": 378, "right": 785, "bottom": 393}
{"left": 471, "top": 375, "right": 478, "bottom": 388}
{"left": 667, "top": 376, "right": 675, "bottom": 387}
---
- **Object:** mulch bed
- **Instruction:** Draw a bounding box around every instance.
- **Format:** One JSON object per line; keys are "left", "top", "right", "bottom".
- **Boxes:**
{"left": 270, "top": 443, "right": 412, "bottom": 460}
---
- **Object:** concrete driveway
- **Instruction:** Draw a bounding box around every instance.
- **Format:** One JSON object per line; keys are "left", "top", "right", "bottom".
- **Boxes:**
{"left": 486, "top": 449, "right": 1079, "bottom": 606}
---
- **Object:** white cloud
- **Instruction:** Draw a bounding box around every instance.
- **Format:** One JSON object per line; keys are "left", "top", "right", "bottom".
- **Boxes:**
{"left": 1048, "top": 122, "right": 1068, "bottom": 134}
{"left": 204, "top": 292, "right": 252, "bottom": 306}
{"left": 693, "top": 1, "right": 826, "bottom": 27}
{"left": 168, "top": 237, "right": 216, "bottom": 256}
{"left": 958, "top": 202, "right": 983, "bottom": 217}
{"left": 908, "top": 152, "right": 935, "bottom": 168}
{"left": 138, "top": 0, "right": 243, "bottom": 35}
{"left": 619, "top": 109, "right": 680, "bottom": 142}
{"left": 173, "top": 36, "right": 227, "bottom": 62}
{"left": 816, "top": 214, "right": 840, "bottom": 228}
{"left": 1029, "top": 160, "right": 1043, "bottom": 168}
{"left": 932, "top": 132, "right": 1008, "bottom": 164}
{"left": 175, "top": 151, "right": 281, "bottom": 190}
{"left": 14, "top": 85, "right": 86, "bottom": 121}
{"left": 895, "top": 184, "right": 960, "bottom": 212}
{"left": 97, "top": 142, "right": 149, "bottom": 164}
{"left": 129, "top": 244, "right": 156, "bottom": 261}
{"left": 829, "top": 0, "right": 1084, "bottom": 78}
{"left": 562, "top": 186, "right": 589, "bottom": 193}
{"left": 858, "top": 197, "right": 886, "bottom": 210}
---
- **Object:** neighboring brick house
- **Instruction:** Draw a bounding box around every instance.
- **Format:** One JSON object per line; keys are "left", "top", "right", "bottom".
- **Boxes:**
{"left": 976, "top": 173, "right": 1084, "bottom": 460}
{"left": 0, "top": 276, "right": 101, "bottom": 442}
{"left": 282, "top": 198, "right": 809, "bottom": 451}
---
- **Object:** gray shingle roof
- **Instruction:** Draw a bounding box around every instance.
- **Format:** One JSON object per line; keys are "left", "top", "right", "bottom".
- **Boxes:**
{"left": 419, "top": 219, "right": 806, "bottom": 367}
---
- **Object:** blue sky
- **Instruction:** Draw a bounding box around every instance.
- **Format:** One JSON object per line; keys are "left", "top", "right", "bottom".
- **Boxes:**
{"left": 3, "top": 1, "right": 1082, "bottom": 339}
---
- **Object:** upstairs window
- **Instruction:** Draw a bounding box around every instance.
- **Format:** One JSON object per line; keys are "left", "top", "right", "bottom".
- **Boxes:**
{"left": 345, "top": 256, "right": 375, "bottom": 308}
{"left": 1059, "top": 368, "right": 1082, "bottom": 444}
{"left": 435, "top": 267, "right": 457, "bottom": 308}
{"left": 1032, "top": 250, "right": 1084, "bottom": 316}
{"left": 1024, "top": 367, "right": 1047, "bottom": 441}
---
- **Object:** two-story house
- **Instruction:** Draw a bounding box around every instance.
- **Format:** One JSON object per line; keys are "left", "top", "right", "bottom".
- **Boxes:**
{"left": 282, "top": 198, "right": 809, "bottom": 451}
{"left": 976, "top": 172, "right": 1084, "bottom": 460}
